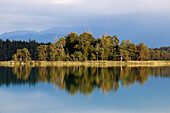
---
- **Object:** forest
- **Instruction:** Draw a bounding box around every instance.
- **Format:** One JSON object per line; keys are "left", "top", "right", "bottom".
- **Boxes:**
{"left": 0, "top": 32, "right": 170, "bottom": 61}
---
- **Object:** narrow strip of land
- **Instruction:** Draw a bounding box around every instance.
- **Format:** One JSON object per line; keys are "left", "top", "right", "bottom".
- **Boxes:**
{"left": 0, "top": 61, "right": 170, "bottom": 67}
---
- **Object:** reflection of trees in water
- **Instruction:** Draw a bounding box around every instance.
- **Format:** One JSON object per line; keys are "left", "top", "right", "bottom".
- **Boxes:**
{"left": 120, "top": 67, "right": 150, "bottom": 87}
{"left": 0, "top": 66, "right": 170, "bottom": 95}
{"left": 0, "top": 66, "right": 37, "bottom": 86}
{"left": 13, "top": 66, "right": 32, "bottom": 80}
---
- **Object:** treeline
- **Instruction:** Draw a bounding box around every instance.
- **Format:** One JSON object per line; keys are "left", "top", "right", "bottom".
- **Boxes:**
{"left": 32, "top": 32, "right": 170, "bottom": 61}
{"left": 160, "top": 46, "right": 170, "bottom": 52}
{"left": 0, "top": 32, "right": 170, "bottom": 61}
{"left": 0, "top": 39, "right": 50, "bottom": 61}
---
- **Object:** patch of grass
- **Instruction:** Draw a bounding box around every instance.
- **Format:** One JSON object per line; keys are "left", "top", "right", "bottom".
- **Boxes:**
{"left": 0, "top": 61, "right": 170, "bottom": 67}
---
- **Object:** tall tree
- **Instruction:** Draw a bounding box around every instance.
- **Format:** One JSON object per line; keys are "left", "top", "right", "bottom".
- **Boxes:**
{"left": 16, "top": 49, "right": 23, "bottom": 62}
{"left": 113, "top": 35, "right": 120, "bottom": 60}
{"left": 95, "top": 43, "right": 100, "bottom": 62}
{"left": 65, "top": 32, "right": 79, "bottom": 55}
{"left": 127, "top": 43, "right": 137, "bottom": 60}
{"left": 150, "top": 48, "right": 156, "bottom": 60}
{"left": 99, "top": 34, "right": 115, "bottom": 60}
{"left": 13, "top": 48, "right": 31, "bottom": 62}
{"left": 37, "top": 45, "right": 48, "bottom": 61}
{"left": 120, "top": 40, "right": 130, "bottom": 61}
{"left": 154, "top": 48, "right": 160, "bottom": 60}
{"left": 78, "top": 32, "right": 95, "bottom": 60}
{"left": 48, "top": 44, "right": 58, "bottom": 61}
{"left": 21, "top": 48, "right": 31, "bottom": 62}
{"left": 56, "top": 37, "right": 66, "bottom": 61}
{"left": 136, "top": 43, "right": 150, "bottom": 61}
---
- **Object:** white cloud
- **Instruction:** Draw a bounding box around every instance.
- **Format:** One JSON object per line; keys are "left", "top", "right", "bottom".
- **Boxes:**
{"left": 0, "top": 0, "right": 170, "bottom": 34}
{"left": 1, "top": 0, "right": 82, "bottom": 4}
{"left": 53, "top": 0, "right": 82, "bottom": 4}
{"left": 1, "top": 0, "right": 170, "bottom": 15}
{"left": 70, "top": 0, "right": 170, "bottom": 14}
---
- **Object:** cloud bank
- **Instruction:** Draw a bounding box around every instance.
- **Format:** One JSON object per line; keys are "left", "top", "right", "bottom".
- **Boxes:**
{"left": 1, "top": 0, "right": 170, "bottom": 15}
{"left": 0, "top": 0, "right": 170, "bottom": 47}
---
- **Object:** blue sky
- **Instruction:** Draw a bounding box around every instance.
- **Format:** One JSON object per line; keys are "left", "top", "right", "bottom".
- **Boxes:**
{"left": 0, "top": 0, "right": 170, "bottom": 47}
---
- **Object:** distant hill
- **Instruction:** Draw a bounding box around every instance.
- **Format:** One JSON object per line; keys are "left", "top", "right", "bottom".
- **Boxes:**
{"left": 0, "top": 26, "right": 99, "bottom": 43}
{"left": 0, "top": 30, "right": 36, "bottom": 37}
{"left": 0, "top": 26, "right": 169, "bottom": 48}
{"left": 0, "top": 29, "right": 63, "bottom": 43}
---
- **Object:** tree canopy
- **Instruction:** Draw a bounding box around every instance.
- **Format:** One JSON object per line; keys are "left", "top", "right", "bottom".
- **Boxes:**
{"left": 35, "top": 32, "right": 170, "bottom": 61}
{"left": 0, "top": 32, "right": 170, "bottom": 61}
{"left": 12, "top": 48, "right": 31, "bottom": 62}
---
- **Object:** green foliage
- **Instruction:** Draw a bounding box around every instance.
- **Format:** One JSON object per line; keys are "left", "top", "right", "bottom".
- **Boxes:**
{"left": 12, "top": 54, "right": 18, "bottom": 61}
{"left": 28, "top": 34, "right": 170, "bottom": 61}
{"left": 150, "top": 48, "right": 156, "bottom": 60}
{"left": 73, "top": 51, "right": 83, "bottom": 61}
{"left": 0, "top": 33, "right": 170, "bottom": 62}
{"left": 0, "top": 39, "right": 48, "bottom": 61}
{"left": 127, "top": 43, "right": 137, "bottom": 60}
{"left": 37, "top": 45, "right": 48, "bottom": 61}
{"left": 120, "top": 49, "right": 130, "bottom": 61}
{"left": 136, "top": 43, "right": 150, "bottom": 61}
{"left": 120, "top": 40, "right": 129, "bottom": 61}
{"left": 56, "top": 37, "right": 66, "bottom": 61}
{"left": 48, "top": 44, "right": 58, "bottom": 61}
{"left": 65, "top": 32, "right": 79, "bottom": 55}
{"left": 22, "top": 48, "right": 32, "bottom": 62}
{"left": 91, "top": 53, "right": 96, "bottom": 60}
{"left": 12, "top": 48, "right": 31, "bottom": 62}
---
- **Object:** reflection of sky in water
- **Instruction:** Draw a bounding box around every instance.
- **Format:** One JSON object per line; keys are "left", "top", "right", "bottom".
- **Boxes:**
{"left": 0, "top": 76, "right": 170, "bottom": 113}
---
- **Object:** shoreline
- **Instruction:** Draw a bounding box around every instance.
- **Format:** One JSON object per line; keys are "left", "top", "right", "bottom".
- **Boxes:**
{"left": 0, "top": 61, "right": 170, "bottom": 67}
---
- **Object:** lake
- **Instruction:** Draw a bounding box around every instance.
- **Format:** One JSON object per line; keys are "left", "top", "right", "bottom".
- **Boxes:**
{"left": 0, "top": 66, "right": 170, "bottom": 113}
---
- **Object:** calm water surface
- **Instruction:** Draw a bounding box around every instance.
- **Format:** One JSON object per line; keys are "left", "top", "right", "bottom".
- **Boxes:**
{"left": 0, "top": 66, "right": 170, "bottom": 113}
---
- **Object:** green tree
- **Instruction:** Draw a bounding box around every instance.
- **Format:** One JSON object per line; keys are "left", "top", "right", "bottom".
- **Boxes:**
{"left": 78, "top": 32, "right": 95, "bottom": 60}
{"left": 160, "top": 50, "right": 169, "bottom": 60}
{"left": 120, "top": 40, "right": 130, "bottom": 61}
{"left": 91, "top": 53, "right": 96, "bottom": 60}
{"left": 56, "top": 37, "right": 66, "bottom": 61}
{"left": 73, "top": 51, "right": 83, "bottom": 61}
{"left": 48, "top": 44, "right": 58, "bottom": 61}
{"left": 21, "top": 48, "right": 31, "bottom": 62}
{"left": 12, "top": 48, "right": 31, "bottom": 62}
{"left": 136, "top": 43, "right": 150, "bottom": 61}
{"left": 99, "top": 34, "right": 115, "bottom": 60}
{"left": 95, "top": 43, "right": 100, "bottom": 61}
{"left": 12, "top": 54, "right": 18, "bottom": 61}
{"left": 65, "top": 32, "right": 79, "bottom": 55}
{"left": 154, "top": 48, "right": 160, "bottom": 60}
{"left": 127, "top": 43, "right": 137, "bottom": 60}
{"left": 16, "top": 49, "right": 23, "bottom": 62}
{"left": 37, "top": 45, "right": 48, "bottom": 61}
{"left": 150, "top": 48, "right": 156, "bottom": 60}
{"left": 113, "top": 35, "right": 120, "bottom": 60}
{"left": 119, "top": 49, "right": 129, "bottom": 61}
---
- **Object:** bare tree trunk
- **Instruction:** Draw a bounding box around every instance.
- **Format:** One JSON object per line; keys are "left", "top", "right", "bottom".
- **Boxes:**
{"left": 20, "top": 56, "right": 22, "bottom": 62}
{"left": 26, "top": 55, "right": 27, "bottom": 63}
{"left": 121, "top": 56, "right": 123, "bottom": 62}
{"left": 97, "top": 53, "right": 98, "bottom": 62}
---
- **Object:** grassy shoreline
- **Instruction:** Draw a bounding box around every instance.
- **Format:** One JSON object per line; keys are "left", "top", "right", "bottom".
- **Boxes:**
{"left": 0, "top": 61, "right": 170, "bottom": 67}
